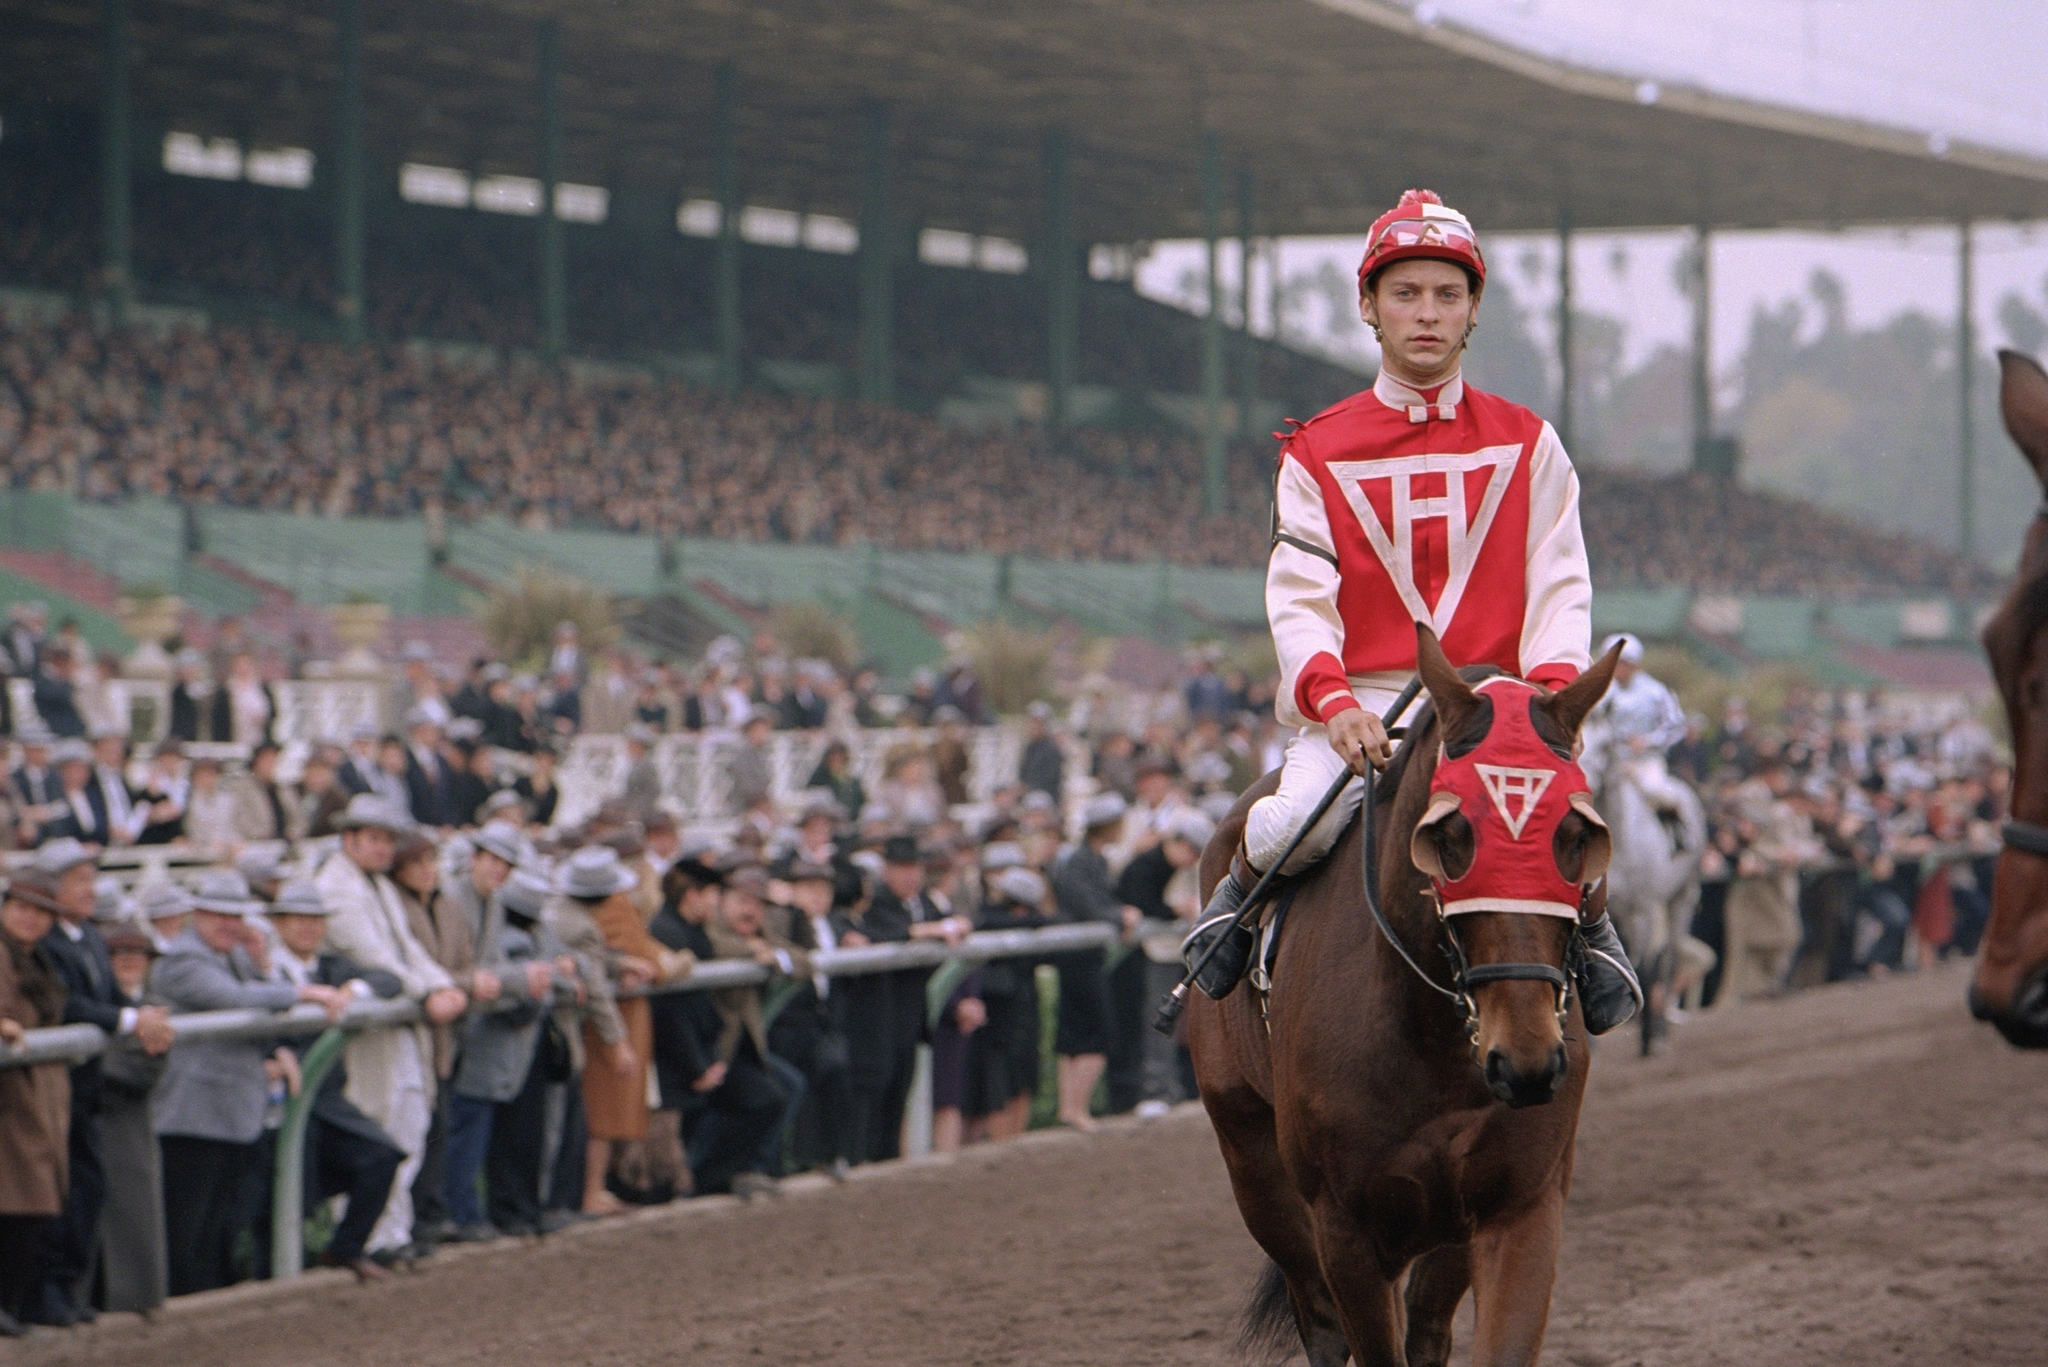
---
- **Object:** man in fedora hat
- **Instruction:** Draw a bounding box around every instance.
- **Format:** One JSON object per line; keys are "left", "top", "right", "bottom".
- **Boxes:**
{"left": 314, "top": 794, "right": 467, "bottom": 1264}
{"left": 150, "top": 871, "right": 347, "bottom": 1294}
{"left": 32, "top": 841, "right": 171, "bottom": 1326}
{"left": 259, "top": 879, "right": 406, "bottom": 1282}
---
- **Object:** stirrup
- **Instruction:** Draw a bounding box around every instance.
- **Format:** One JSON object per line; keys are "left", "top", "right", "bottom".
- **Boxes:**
{"left": 1574, "top": 913, "right": 1643, "bottom": 1035}
{"left": 1182, "top": 860, "right": 1256, "bottom": 1000}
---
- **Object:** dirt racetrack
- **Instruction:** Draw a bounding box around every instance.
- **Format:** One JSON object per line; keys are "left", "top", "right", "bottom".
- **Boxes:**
{"left": 8, "top": 958, "right": 2047, "bottom": 1367}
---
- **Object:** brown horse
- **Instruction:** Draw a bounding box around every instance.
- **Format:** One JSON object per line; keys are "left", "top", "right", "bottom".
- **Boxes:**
{"left": 1189, "top": 627, "right": 1618, "bottom": 1367}
{"left": 1972, "top": 349, "right": 2048, "bottom": 1048}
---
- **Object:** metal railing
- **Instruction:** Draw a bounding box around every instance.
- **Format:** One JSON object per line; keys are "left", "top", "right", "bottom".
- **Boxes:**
{"left": 0, "top": 921, "right": 1122, "bottom": 1281}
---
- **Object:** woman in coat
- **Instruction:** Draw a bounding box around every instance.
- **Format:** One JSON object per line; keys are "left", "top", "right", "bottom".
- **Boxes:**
{"left": 0, "top": 877, "right": 70, "bottom": 1336}
{"left": 553, "top": 847, "right": 693, "bottom": 1215}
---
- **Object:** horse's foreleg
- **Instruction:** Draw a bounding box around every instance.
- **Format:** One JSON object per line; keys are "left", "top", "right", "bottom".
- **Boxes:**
{"left": 1465, "top": 1185, "right": 1565, "bottom": 1367}
{"left": 1402, "top": 1242, "right": 1471, "bottom": 1367}
{"left": 1309, "top": 1208, "right": 1407, "bottom": 1367}
{"left": 1209, "top": 1098, "right": 1349, "bottom": 1366}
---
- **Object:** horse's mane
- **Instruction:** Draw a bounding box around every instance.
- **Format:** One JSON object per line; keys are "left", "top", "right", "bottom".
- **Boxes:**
{"left": 1377, "top": 663, "right": 1506, "bottom": 798}
{"left": 1987, "top": 566, "right": 2048, "bottom": 725}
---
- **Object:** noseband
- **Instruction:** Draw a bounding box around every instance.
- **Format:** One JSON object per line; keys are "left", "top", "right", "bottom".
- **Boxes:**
{"left": 1361, "top": 684, "right": 1581, "bottom": 1048}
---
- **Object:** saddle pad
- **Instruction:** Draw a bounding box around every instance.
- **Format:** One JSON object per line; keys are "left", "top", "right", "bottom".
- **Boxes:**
{"left": 1250, "top": 883, "right": 1300, "bottom": 993}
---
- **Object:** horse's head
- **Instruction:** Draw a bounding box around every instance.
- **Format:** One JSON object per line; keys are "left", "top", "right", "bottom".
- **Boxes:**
{"left": 1973, "top": 350, "right": 2048, "bottom": 1047}
{"left": 1409, "top": 625, "right": 1621, "bottom": 1106}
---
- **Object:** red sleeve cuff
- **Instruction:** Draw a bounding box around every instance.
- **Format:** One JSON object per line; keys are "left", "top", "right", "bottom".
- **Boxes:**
{"left": 1527, "top": 663, "right": 1580, "bottom": 692}
{"left": 1294, "top": 653, "right": 1356, "bottom": 724}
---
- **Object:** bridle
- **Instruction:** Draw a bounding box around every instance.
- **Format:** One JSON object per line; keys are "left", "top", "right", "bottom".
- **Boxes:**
{"left": 1360, "top": 680, "right": 1583, "bottom": 1051}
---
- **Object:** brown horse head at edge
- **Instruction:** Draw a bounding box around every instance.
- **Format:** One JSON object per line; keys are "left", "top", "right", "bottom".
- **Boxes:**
{"left": 1411, "top": 624, "right": 1621, "bottom": 1105}
{"left": 1972, "top": 350, "right": 2048, "bottom": 1047}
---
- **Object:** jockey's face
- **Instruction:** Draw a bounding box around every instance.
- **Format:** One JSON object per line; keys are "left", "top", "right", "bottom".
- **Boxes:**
{"left": 1362, "top": 258, "right": 1478, "bottom": 386}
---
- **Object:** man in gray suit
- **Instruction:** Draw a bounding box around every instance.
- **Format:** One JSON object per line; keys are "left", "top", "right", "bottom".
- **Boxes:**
{"left": 149, "top": 872, "right": 345, "bottom": 1295}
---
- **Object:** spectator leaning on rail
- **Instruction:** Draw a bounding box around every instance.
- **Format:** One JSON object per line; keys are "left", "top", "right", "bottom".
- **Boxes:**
{"left": 259, "top": 879, "right": 408, "bottom": 1283}
{"left": 0, "top": 869, "right": 72, "bottom": 1338}
{"left": 1179, "top": 187, "right": 1640, "bottom": 1035}
{"left": 149, "top": 870, "right": 348, "bottom": 1296}
{"left": 314, "top": 794, "right": 468, "bottom": 1267}
{"left": 91, "top": 905, "right": 168, "bottom": 1317}
{"left": 33, "top": 838, "right": 173, "bottom": 1327}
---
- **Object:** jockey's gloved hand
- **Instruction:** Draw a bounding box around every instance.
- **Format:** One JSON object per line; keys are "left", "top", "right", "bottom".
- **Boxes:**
{"left": 1574, "top": 913, "right": 1643, "bottom": 1035}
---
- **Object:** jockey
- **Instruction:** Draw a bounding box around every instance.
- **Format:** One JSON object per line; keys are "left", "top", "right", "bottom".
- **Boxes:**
{"left": 1183, "top": 188, "right": 1640, "bottom": 1033}
{"left": 1587, "top": 631, "right": 1698, "bottom": 829}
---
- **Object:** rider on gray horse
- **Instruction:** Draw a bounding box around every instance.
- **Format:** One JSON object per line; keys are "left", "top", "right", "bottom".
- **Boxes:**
{"left": 1182, "top": 187, "right": 1641, "bottom": 1033}
{"left": 1586, "top": 632, "right": 1701, "bottom": 839}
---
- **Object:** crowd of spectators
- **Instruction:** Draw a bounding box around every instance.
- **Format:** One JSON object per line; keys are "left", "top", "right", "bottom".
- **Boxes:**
{"left": 0, "top": 310, "right": 2002, "bottom": 594}
{"left": 0, "top": 616, "right": 1282, "bottom": 1334}
{"left": 1653, "top": 684, "right": 2003, "bottom": 1018}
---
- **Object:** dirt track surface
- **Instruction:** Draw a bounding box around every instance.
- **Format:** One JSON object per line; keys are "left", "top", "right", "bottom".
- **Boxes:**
{"left": 10, "top": 959, "right": 2047, "bottom": 1367}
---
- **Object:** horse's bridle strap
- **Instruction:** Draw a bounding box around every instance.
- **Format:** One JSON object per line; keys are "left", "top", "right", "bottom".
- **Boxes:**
{"left": 2003, "top": 819, "right": 2048, "bottom": 857}
{"left": 1460, "top": 962, "right": 1570, "bottom": 991}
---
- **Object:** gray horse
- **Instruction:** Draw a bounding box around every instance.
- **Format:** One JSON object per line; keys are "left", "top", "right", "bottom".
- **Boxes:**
{"left": 1580, "top": 735, "right": 1710, "bottom": 1054}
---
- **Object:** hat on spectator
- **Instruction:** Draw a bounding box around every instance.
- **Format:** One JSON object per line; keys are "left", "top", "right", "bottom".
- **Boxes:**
{"left": 1599, "top": 632, "right": 1645, "bottom": 664}
{"left": 784, "top": 858, "right": 835, "bottom": 884}
{"left": 1018, "top": 790, "right": 1057, "bottom": 816}
{"left": 500, "top": 867, "right": 553, "bottom": 921}
{"left": 88, "top": 723, "right": 127, "bottom": 745}
{"left": 481, "top": 662, "right": 511, "bottom": 683}
{"left": 857, "top": 801, "right": 892, "bottom": 826}
{"left": 30, "top": 837, "right": 98, "bottom": 877}
{"left": 91, "top": 875, "right": 131, "bottom": 922}
{"left": 52, "top": 739, "right": 92, "bottom": 767}
{"left": 236, "top": 844, "right": 290, "bottom": 890}
{"left": 739, "top": 706, "right": 773, "bottom": 729}
{"left": 557, "top": 845, "right": 638, "bottom": 899}
{"left": 723, "top": 863, "right": 772, "bottom": 900}
{"left": 191, "top": 869, "right": 263, "bottom": 915}
{"left": 1026, "top": 701, "right": 1054, "bottom": 722}
{"left": 472, "top": 821, "right": 524, "bottom": 866}
{"left": 478, "top": 789, "right": 527, "bottom": 823}
{"left": 932, "top": 704, "right": 965, "bottom": 724}
{"left": 137, "top": 882, "right": 196, "bottom": 922}
{"left": 1081, "top": 792, "right": 1128, "bottom": 831}
{"left": 1166, "top": 809, "right": 1218, "bottom": 850}
{"left": 880, "top": 834, "right": 922, "bottom": 866}
{"left": 603, "top": 823, "right": 647, "bottom": 859}
{"left": 336, "top": 794, "right": 414, "bottom": 833}
{"left": 446, "top": 717, "right": 484, "bottom": 743}
{"left": 266, "top": 879, "right": 334, "bottom": 918}
{"left": 3, "top": 874, "right": 67, "bottom": 916}
{"left": 798, "top": 792, "right": 845, "bottom": 825}
{"left": 981, "top": 841, "right": 1026, "bottom": 871}
{"left": 401, "top": 641, "right": 433, "bottom": 662}
{"left": 15, "top": 721, "right": 53, "bottom": 746}
{"left": 102, "top": 921, "right": 157, "bottom": 956}
{"left": 393, "top": 828, "right": 438, "bottom": 871}
{"left": 990, "top": 866, "right": 1048, "bottom": 907}
{"left": 623, "top": 722, "right": 657, "bottom": 746}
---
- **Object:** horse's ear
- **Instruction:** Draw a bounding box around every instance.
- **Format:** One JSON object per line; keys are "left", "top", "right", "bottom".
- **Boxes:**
{"left": 2001, "top": 349, "right": 2048, "bottom": 486}
{"left": 1414, "top": 623, "right": 1478, "bottom": 734}
{"left": 1541, "top": 641, "right": 1623, "bottom": 738}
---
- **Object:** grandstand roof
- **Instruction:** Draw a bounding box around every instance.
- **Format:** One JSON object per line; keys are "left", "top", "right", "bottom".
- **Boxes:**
{"left": 7, "top": 0, "right": 2048, "bottom": 242}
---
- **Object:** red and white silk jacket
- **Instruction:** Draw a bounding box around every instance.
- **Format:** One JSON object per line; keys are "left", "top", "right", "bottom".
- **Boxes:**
{"left": 1268, "top": 370, "right": 1592, "bottom": 729}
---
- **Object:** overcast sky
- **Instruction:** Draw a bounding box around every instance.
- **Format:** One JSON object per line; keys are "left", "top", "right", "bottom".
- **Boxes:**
{"left": 1139, "top": 0, "right": 2048, "bottom": 383}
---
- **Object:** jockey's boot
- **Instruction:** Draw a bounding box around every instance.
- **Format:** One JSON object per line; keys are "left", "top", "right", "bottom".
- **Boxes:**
{"left": 1182, "top": 850, "right": 1259, "bottom": 1000}
{"left": 1574, "top": 913, "right": 1644, "bottom": 1035}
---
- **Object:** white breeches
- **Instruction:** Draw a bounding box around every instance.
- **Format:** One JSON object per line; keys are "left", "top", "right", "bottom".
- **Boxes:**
{"left": 1244, "top": 685, "right": 1406, "bottom": 876}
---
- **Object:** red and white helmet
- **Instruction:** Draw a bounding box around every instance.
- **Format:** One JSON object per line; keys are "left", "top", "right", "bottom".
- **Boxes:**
{"left": 1357, "top": 189, "right": 1486, "bottom": 296}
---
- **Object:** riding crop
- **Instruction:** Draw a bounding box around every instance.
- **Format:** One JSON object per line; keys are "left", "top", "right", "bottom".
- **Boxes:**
{"left": 1152, "top": 678, "right": 1421, "bottom": 1036}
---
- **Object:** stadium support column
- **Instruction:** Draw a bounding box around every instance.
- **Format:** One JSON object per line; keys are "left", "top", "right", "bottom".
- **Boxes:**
{"left": 1958, "top": 217, "right": 1975, "bottom": 561}
{"left": 1237, "top": 167, "right": 1256, "bottom": 438}
{"left": 99, "top": 0, "right": 132, "bottom": 321}
{"left": 537, "top": 18, "right": 566, "bottom": 361}
{"left": 1042, "top": 126, "right": 1076, "bottom": 433}
{"left": 858, "top": 99, "right": 895, "bottom": 408}
{"left": 1689, "top": 222, "right": 1713, "bottom": 474}
{"left": 1200, "top": 130, "right": 1225, "bottom": 517}
{"left": 713, "top": 62, "right": 741, "bottom": 399}
{"left": 333, "top": 0, "right": 365, "bottom": 345}
{"left": 1555, "top": 205, "right": 1573, "bottom": 452}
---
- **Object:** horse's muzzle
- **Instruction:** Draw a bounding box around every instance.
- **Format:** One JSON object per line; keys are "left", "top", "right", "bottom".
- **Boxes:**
{"left": 1971, "top": 968, "right": 2048, "bottom": 1049}
{"left": 1483, "top": 1043, "right": 1569, "bottom": 1108}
